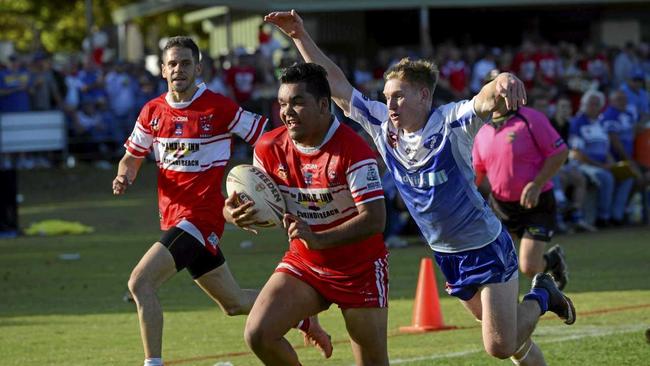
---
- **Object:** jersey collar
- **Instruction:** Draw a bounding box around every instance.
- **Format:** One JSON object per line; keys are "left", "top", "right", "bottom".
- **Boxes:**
{"left": 165, "top": 82, "right": 207, "bottom": 109}
{"left": 292, "top": 117, "right": 340, "bottom": 154}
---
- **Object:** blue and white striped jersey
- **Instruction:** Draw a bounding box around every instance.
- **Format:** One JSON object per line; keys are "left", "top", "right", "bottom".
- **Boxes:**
{"left": 346, "top": 88, "right": 502, "bottom": 253}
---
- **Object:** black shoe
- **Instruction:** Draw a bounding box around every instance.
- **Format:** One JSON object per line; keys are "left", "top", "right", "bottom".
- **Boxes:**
{"left": 532, "top": 273, "right": 576, "bottom": 325}
{"left": 544, "top": 244, "right": 568, "bottom": 290}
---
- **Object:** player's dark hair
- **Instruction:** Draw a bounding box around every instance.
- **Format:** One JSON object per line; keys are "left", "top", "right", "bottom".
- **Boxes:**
{"left": 162, "top": 36, "right": 200, "bottom": 64}
{"left": 280, "top": 62, "right": 331, "bottom": 107}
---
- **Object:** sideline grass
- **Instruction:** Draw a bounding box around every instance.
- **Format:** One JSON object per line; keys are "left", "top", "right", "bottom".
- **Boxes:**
{"left": 1, "top": 164, "right": 649, "bottom": 365}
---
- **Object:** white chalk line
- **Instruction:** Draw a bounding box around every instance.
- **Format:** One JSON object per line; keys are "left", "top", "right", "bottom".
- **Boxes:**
{"left": 387, "top": 324, "right": 647, "bottom": 364}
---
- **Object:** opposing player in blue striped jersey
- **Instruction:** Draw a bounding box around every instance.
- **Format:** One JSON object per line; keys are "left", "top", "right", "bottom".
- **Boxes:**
{"left": 266, "top": 10, "right": 576, "bottom": 366}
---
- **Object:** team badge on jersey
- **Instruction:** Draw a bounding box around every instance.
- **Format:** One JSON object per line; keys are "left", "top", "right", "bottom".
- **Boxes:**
{"left": 174, "top": 123, "right": 183, "bottom": 136}
{"left": 326, "top": 157, "right": 339, "bottom": 184}
{"left": 301, "top": 163, "right": 318, "bottom": 186}
{"left": 507, "top": 131, "right": 516, "bottom": 143}
{"left": 303, "top": 171, "right": 313, "bottom": 185}
{"left": 423, "top": 133, "right": 443, "bottom": 150}
{"left": 150, "top": 117, "right": 160, "bottom": 131}
{"left": 276, "top": 164, "right": 288, "bottom": 180}
{"left": 200, "top": 114, "right": 213, "bottom": 132}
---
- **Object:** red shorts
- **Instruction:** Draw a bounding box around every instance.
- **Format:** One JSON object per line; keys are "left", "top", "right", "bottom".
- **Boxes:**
{"left": 275, "top": 250, "right": 389, "bottom": 309}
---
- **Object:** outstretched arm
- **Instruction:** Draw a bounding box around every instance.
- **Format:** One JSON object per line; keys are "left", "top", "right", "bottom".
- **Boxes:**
{"left": 265, "top": 10, "right": 354, "bottom": 113}
{"left": 473, "top": 72, "right": 527, "bottom": 120}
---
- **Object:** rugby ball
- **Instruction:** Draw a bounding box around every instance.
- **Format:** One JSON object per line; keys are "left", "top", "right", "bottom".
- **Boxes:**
{"left": 225, "top": 164, "right": 286, "bottom": 228}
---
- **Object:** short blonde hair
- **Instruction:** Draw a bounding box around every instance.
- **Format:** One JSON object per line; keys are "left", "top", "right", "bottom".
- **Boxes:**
{"left": 384, "top": 57, "right": 439, "bottom": 92}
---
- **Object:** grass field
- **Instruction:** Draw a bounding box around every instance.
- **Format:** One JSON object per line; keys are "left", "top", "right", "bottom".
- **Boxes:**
{"left": 1, "top": 164, "right": 649, "bottom": 365}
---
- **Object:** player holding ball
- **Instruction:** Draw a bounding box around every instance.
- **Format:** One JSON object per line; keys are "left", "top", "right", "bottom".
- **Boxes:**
{"left": 224, "top": 62, "right": 390, "bottom": 365}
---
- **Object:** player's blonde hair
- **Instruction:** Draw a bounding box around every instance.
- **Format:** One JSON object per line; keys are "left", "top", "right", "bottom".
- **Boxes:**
{"left": 384, "top": 58, "right": 439, "bottom": 93}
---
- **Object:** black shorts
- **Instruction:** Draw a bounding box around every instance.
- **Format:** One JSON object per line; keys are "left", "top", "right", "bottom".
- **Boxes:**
{"left": 159, "top": 227, "right": 226, "bottom": 279}
{"left": 489, "top": 189, "right": 556, "bottom": 242}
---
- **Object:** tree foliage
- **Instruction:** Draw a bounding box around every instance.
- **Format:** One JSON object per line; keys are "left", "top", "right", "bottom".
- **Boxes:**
{"left": 0, "top": 0, "right": 149, "bottom": 52}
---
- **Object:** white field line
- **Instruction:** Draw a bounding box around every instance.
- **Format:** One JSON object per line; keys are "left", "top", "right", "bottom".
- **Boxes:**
{"left": 387, "top": 324, "right": 647, "bottom": 365}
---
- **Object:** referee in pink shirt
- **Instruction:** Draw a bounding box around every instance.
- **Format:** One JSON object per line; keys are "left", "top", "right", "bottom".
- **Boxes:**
{"left": 473, "top": 97, "right": 570, "bottom": 290}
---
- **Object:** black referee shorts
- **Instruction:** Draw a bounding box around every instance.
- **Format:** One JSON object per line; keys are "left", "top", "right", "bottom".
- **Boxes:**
{"left": 489, "top": 189, "right": 557, "bottom": 242}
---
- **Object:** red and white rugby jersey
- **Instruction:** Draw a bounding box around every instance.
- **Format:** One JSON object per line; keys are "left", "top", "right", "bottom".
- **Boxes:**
{"left": 253, "top": 118, "right": 386, "bottom": 269}
{"left": 125, "top": 84, "right": 267, "bottom": 246}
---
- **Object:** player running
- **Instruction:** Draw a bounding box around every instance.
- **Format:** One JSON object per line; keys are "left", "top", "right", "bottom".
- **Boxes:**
{"left": 266, "top": 10, "right": 576, "bottom": 365}
{"left": 112, "top": 36, "right": 328, "bottom": 366}
{"left": 225, "top": 63, "right": 389, "bottom": 365}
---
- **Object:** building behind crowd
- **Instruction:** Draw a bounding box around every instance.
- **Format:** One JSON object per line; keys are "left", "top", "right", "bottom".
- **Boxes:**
{"left": 112, "top": 0, "right": 650, "bottom": 63}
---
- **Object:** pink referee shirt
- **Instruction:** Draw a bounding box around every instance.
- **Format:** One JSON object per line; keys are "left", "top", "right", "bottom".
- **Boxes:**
{"left": 472, "top": 107, "right": 567, "bottom": 202}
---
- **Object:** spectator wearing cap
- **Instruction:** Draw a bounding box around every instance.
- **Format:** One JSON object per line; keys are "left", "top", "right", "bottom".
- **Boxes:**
{"left": 620, "top": 69, "right": 649, "bottom": 123}
{"left": 0, "top": 55, "right": 31, "bottom": 112}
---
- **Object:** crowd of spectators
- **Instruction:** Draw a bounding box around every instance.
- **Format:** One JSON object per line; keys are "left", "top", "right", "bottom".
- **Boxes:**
{"left": 1, "top": 29, "right": 649, "bottom": 235}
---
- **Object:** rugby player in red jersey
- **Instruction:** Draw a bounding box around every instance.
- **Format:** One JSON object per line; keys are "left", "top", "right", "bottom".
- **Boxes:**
{"left": 112, "top": 36, "right": 327, "bottom": 366}
{"left": 225, "top": 62, "right": 389, "bottom": 365}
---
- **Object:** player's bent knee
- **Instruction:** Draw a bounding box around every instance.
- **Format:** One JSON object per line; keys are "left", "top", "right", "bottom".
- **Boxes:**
{"left": 127, "top": 272, "right": 153, "bottom": 299}
{"left": 243, "top": 322, "right": 271, "bottom": 351}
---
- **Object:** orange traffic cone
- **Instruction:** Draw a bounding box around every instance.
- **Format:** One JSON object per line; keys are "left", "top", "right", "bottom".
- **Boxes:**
{"left": 400, "top": 257, "right": 454, "bottom": 333}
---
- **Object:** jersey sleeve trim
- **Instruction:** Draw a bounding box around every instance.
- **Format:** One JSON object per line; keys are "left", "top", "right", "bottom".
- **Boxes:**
{"left": 200, "top": 134, "right": 231, "bottom": 145}
{"left": 346, "top": 159, "right": 376, "bottom": 175}
{"left": 244, "top": 115, "right": 268, "bottom": 145}
{"left": 354, "top": 194, "right": 385, "bottom": 206}
{"left": 124, "top": 149, "right": 146, "bottom": 159}
{"left": 227, "top": 108, "right": 243, "bottom": 130}
{"left": 125, "top": 140, "right": 149, "bottom": 157}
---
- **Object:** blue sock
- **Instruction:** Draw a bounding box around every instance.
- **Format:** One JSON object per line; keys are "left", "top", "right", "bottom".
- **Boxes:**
{"left": 523, "top": 288, "right": 549, "bottom": 315}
